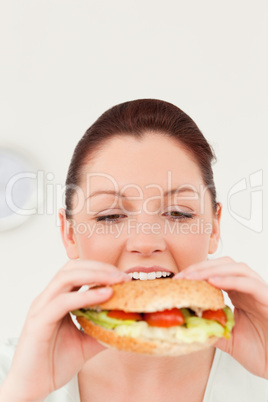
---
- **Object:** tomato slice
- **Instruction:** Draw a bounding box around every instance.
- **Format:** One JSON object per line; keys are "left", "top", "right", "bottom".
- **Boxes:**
{"left": 202, "top": 309, "right": 227, "bottom": 327}
{"left": 143, "top": 308, "right": 185, "bottom": 327}
{"left": 107, "top": 310, "right": 143, "bottom": 321}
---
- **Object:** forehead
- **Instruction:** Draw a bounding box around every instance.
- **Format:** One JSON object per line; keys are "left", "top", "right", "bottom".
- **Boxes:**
{"left": 80, "top": 133, "right": 203, "bottom": 193}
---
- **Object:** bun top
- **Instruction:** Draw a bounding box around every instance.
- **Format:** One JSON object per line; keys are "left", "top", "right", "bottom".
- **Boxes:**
{"left": 90, "top": 278, "right": 225, "bottom": 312}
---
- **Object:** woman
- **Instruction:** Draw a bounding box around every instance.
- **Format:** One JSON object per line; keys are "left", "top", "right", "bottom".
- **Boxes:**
{"left": 1, "top": 99, "right": 268, "bottom": 401}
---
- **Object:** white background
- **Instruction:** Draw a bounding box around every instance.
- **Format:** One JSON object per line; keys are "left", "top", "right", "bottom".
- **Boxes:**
{"left": 0, "top": 1, "right": 267, "bottom": 345}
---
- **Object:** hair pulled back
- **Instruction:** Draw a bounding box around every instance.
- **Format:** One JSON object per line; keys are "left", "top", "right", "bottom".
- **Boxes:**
{"left": 65, "top": 99, "right": 217, "bottom": 218}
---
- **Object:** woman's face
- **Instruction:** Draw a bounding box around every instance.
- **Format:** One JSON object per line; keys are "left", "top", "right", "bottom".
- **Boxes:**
{"left": 62, "top": 133, "right": 221, "bottom": 276}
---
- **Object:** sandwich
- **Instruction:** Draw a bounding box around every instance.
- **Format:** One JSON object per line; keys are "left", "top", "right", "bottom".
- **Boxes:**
{"left": 72, "top": 278, "right": 234, "bottom": 356}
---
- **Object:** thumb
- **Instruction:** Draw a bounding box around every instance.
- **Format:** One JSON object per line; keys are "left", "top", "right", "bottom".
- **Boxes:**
{"left": 79, "top": 331, "right": 108, "bottom": 362}
{"left": 214, "top": 336, "right": 233, "bottom": 355}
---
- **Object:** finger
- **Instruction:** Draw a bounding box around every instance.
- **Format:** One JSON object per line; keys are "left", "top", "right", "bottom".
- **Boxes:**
{"left": 59, "top": 259, "right": 122, "bottom": 273}
{"left": 31, "top": 286, "right": 114, "bottom": 328}
{"left": 61, "top": 314, "right": 108, "bottom": 362}
{"left": 34, "top": 268, "right": 130, "bottom": 309}
{"left": 207, "top": 276, "right": 268, "bottom": 304}
{"left": 56, "top": 260, "right": 132, "bottom": 290}
{"left": 77, "top": 324, "right": 108, "bottom": 362}
{"left": 174, "top": 257, "right": 235, "bottom": 278}
{"left": 173, "top": 263, "right": 265, "bottom": 283}
{"left": 50, "top": 268, "right": 130, "bottom": 294}
{"left": 214, "top": 336, "right": 233, "bottom": 355}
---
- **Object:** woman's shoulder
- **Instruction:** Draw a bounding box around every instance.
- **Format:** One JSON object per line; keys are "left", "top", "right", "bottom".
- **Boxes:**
{"left": 204, "top": 348, "right": 268, "bottom": 402}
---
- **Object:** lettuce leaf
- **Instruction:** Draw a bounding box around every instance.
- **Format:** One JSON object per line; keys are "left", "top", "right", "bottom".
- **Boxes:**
{"left": 72, "top": 306, "right": 235, "bottom": 342}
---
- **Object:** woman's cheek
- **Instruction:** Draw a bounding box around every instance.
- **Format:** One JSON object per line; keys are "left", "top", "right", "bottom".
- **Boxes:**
{"left": 74, "top": 222, "right": 125, "bottom": 261}
{"left": 168, "top": 223, "right": 212, "bottom": 267}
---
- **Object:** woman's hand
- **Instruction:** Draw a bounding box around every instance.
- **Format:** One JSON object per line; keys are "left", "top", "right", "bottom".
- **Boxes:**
{"left": 173, "top": 256, "right": 268, "bottom": 379}
{"left": 0, "top": 260, "right": 131, "bottom": 401}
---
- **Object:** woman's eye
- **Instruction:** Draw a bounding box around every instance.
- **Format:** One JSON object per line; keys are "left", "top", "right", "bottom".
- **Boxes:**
{"left": 96, "top": 214, "right": 125, "bottom": 223}
{"left": 164, "top": 211, "right": 194, "bottom": 220}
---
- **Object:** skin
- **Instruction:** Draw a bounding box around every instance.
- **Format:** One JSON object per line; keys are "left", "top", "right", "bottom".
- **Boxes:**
{"left": 66, "top": 133, "right": 221, "bottom": 267}
{"left": 1, "top": 133, "right": 267, "bottom": 402}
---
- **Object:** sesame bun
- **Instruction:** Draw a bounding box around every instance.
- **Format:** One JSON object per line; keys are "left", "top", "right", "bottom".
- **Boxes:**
{"left": 77, "top": 279, "right": 226, "bottom": 356}
{"left": 89, "top": 278, "right": 225, "bottom": 312}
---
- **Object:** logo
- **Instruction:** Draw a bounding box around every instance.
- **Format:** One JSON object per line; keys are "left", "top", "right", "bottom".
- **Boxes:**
{"left": 227, "top": 170, "right": 263, "bottom": 232}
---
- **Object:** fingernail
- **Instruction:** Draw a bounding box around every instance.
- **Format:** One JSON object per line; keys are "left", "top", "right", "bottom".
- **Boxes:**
{"left": 112, "top": 271, "right": 127, "bottom": 277}
{"left": 123, "top": 274, "right": 132, "bottom": 281}
{"left": 78, "top": 285, "right": 90, "bottom": 293}
{"left": 184, "top": 272, "right": 199, "bottom": 278}
{"left": 117, "top": 272, "right": 132, "bottom": 280}
{"left": 96, "top": 287, "right": 112, "bottom": 294}
{"left": 173, "top": 272, "right": 184, "bottom": 279}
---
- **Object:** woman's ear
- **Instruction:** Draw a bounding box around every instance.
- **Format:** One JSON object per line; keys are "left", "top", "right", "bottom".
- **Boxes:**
{"left": 208, "top": 202, "right": 222, "bottom": 254}
{"left": 59, "top": 208, "right": 79, "bottom": 259}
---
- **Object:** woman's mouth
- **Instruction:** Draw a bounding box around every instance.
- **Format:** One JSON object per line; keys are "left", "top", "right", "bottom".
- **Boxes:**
{"left": 125, "top": 266, "right": 175, "bottom": 280}
{"left": 127, "top": 271, "right": 174, "bottom": 280}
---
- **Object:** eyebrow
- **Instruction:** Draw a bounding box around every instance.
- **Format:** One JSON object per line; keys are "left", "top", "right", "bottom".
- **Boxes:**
{"left": 87, "top": 187, "right": 199, "bottom": 199}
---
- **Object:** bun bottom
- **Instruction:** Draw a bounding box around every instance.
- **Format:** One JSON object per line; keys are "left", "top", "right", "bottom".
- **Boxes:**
{"left": 77, "top": 317, "right": 218, "bottom": 356}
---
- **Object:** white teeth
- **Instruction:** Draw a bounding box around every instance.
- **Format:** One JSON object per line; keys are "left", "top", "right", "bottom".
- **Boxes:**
{"left": 127, "top": 271, "right": 172, "bottom": 280}
{"left": 139, "top": 272, "right": 148, "bottom": 280}
{"left": 147, "top": 272, "right": 156, "bottom": 280}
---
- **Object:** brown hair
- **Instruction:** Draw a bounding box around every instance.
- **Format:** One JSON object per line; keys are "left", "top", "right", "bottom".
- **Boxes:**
{"left": 65, "top": 99, "right": 217, "bottom": 218}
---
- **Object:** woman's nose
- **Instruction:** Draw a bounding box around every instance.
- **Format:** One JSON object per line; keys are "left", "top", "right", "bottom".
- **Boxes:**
{"left": 125, "top": 220, "right": 167, "bottom": 255}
